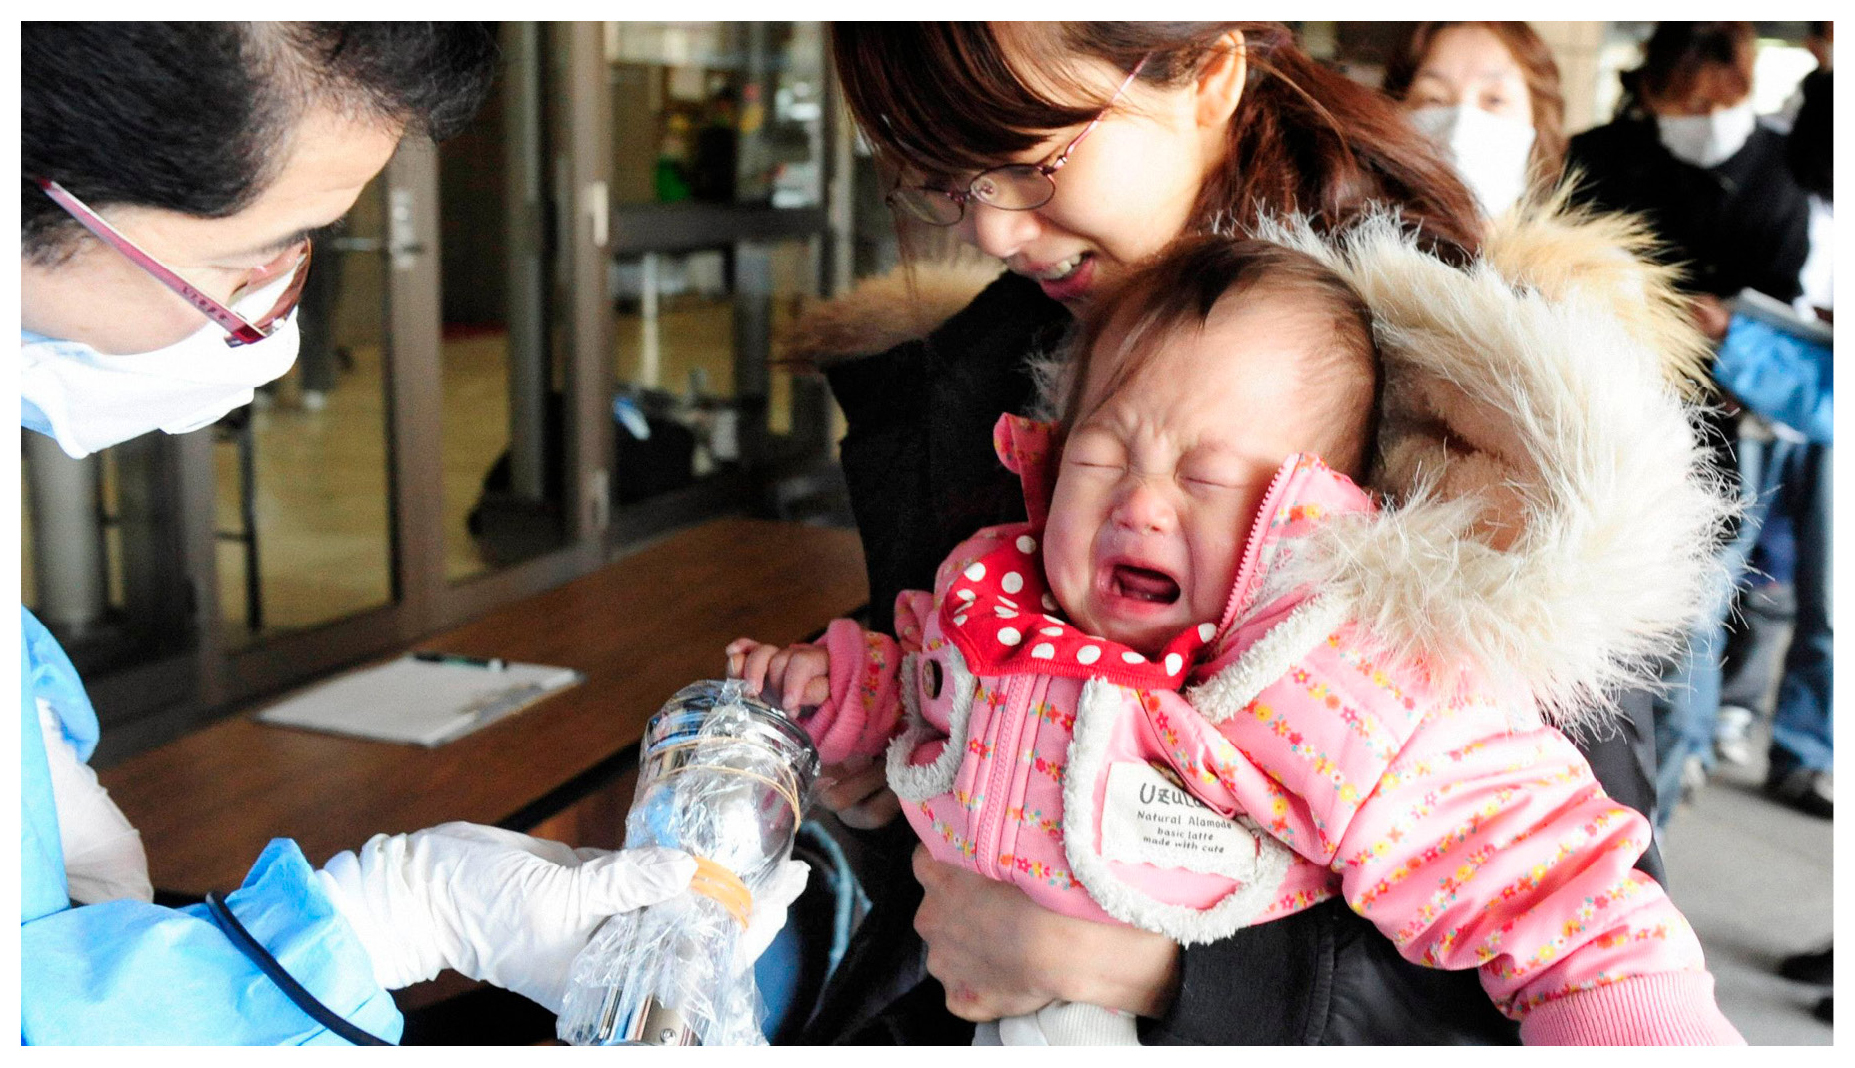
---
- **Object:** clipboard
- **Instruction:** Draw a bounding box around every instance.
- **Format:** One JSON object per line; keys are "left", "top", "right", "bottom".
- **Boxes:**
{"left": 254, "top": 653, "right": 583, "bottom": 747}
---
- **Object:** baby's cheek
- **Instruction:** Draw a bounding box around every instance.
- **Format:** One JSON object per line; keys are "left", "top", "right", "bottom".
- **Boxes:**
{"left": 1039, "top": 526, "right": 1090, "bottom": 616}
{"left": 1193, "top": 512, "right": 1252, "bottom": 611}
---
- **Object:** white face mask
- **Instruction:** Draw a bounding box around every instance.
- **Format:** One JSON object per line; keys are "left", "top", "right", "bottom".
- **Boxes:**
{"left": 20, "top": 271, "right": 303, "bottom": 460}
{"left": 1656, "top": 100, "right": 1758, "bottom": 170}
{"left": 1408, "top": 104, "right": 1537, "bottom": 218}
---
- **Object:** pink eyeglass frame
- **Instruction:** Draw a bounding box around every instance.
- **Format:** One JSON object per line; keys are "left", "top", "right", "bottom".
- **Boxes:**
{"left": 35, "top": 177, "right": 312, "bottom": 348}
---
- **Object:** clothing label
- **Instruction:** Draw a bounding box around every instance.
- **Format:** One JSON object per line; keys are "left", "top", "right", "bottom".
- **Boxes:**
{"left": 1099, "top": 761, "right": 1260, "bottom": 879}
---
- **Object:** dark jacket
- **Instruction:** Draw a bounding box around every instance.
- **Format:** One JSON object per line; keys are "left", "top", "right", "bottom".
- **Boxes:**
{"left": 806, "top": 262, "right": 1675, "bottom": 1044}
{"left": 1567, "top": 116, "right": 1811, "bottom": 304}
{"left": 1566, "top": 114, "right": 1814, "bottom": 522}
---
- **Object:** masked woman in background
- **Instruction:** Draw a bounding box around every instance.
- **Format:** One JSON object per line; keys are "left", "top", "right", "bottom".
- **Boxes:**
{"left": 1382, "top": 21, "right": 1567, "bottom": 220}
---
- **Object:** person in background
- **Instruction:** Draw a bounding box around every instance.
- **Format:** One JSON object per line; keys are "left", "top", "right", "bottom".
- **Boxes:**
{"left": 1382, "top": 21, "right": 1567, "bottom": 219}
{"left": 20, "top": 23, "right": 801, "bottom": 1044}
{"left": 1716, "top": 27, "right": 1834, "bottom": 819}
{"left": 1766, "top": 42, "right": 1834, "bottom": 1028}
{"left": 1565, "top": 21, "right": 1816, "bottom": 825}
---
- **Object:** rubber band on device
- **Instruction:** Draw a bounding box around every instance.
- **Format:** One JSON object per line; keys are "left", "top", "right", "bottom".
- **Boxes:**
{"left": 649, "top": 738, "right": 805, "bottom": 825}
{"left": 688, "top": 857, "right": 753, "bottom": 929}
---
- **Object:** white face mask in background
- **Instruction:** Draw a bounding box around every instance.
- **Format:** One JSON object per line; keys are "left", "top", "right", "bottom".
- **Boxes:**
{"left": 20, "top": 271, "right": 303, "bottom": 460}
{"left": 1407, "top": 104, "right": 1537, "bottom": 218}
{"left": 1656, "top": 100, "right": 1758, "bottom": 170}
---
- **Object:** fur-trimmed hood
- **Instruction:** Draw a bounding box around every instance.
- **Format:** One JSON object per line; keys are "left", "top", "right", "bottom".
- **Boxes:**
{"left": 1251, "top": 209, "right": 1730, "bottom": 732}
{"left": 787, "top": 206, "right": 1733, "bottom": 732}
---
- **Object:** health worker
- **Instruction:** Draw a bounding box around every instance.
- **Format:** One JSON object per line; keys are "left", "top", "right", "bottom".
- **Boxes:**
{"left": 19, "top": 23, "right": 801, "bottom": 1044}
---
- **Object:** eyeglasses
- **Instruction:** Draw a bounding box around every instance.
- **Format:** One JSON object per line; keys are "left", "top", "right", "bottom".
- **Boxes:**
{"left": 885, "top": 55, "right": 1150, "bottom": 227}
{"left": 35, "top": 177, "right": 313, "bottom": 348}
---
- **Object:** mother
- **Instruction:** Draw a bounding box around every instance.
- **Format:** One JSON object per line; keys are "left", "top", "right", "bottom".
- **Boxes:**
{"left": 791, "top": 22, "right": 1709, "bottom": 1044}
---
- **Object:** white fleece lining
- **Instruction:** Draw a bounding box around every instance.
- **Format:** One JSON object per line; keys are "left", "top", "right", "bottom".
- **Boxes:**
{"left": 1187, "top": 595, "right": 1352, "bottom": 725}
{"left": 1062, "top": 679, "right": 1292, "bottom": 945}
{"left": 886, "top": 645, "right": 978, "bottom": 804}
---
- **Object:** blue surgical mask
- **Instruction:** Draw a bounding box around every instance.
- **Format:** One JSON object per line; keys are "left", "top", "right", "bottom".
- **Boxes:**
{"left": 21, "top": 272, "right": 303, "bottom": 459}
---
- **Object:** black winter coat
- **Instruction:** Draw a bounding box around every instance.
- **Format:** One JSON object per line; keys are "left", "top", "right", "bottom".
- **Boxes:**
{"left": 807, "top": 270, "right": 1662, "bottom": 1045}
{"left": 1566, "top": 116, "right": 1811, "bottom": 304}
{"left": 1566, "top": 115, "right": 1814, "bottom": 516}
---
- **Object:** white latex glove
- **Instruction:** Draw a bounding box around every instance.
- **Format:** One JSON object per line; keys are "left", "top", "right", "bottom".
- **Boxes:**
{"left": 736, "top": 859, "right": 812, "bottom": 971}
{"left": 315, "top": 822, "right": 695, "bottom": 1012}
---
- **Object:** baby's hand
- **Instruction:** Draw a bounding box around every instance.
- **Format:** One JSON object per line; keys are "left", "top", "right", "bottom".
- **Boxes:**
{"left": 725, "top": 638, "right": 832, "bottom": 714}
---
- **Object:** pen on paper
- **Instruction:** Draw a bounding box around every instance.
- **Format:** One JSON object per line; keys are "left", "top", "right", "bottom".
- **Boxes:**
{"left": 412, "top": 650, "right": 507, "bottom": 672}
{"left": 428, "top": 684, "right": 547, "bottom": 746}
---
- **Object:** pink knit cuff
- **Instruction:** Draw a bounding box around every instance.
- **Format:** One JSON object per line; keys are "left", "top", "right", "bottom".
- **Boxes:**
{"left": 801, "top": 619, "right": 901, "bottom": 765}
{"left": 1519, "top": 972, "right": 1745, "bottom": 1045}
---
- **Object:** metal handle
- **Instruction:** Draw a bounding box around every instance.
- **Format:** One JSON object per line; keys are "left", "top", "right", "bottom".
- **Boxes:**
{"left": 623, "top": 995, "right": 700, "bottom": 1046}
{"left": 388, "top": 187, "right": 427, "bottom": 270}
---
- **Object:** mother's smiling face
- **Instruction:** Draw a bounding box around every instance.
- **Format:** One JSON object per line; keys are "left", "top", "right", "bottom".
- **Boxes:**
{"left": 946, "top": 47, "right": 1244, "bottom": 309}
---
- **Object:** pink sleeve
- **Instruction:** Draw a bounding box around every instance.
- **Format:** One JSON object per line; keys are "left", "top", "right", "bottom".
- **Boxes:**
{"left": 892, "top": 590, "right": 936, "bottom": 652}
{"left": 1518, "top": 972, "right": 1743, "bottom": 1045}
{"left": 1329, "top": 719, "right": 1738, "bottom": 1041}
{"left": 795, "top": 618, "right": 903, "bottom": 766}
{"left": 1139, "top": 684, "right": 1740, "bottom": 1044}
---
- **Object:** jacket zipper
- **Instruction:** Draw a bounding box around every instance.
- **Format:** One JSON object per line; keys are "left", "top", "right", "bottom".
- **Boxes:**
{"left": 977, "top": 674, "right": 1029, "bottom": 882}
{"left": 1215, "top": 454, "right": 1308, "bottom": 633}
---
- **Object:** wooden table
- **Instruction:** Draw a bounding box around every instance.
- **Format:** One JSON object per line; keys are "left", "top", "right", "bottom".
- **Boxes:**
{"left": 100, "top": 518, "right": 867, "bottom": 897}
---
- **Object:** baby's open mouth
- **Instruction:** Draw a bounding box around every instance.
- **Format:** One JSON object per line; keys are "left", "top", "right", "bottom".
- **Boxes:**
{"left": 1111, "top": 564, "right": 1181, "bottom": 604}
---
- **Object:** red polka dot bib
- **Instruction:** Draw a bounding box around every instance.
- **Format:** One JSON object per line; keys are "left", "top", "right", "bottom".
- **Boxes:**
{"left": 938, "top": 527, "right": 1215, "bottom": 690}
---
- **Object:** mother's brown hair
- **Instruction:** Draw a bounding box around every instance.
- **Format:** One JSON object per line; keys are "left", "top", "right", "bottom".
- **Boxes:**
{"left": 830, "top": 22, "right": 1483, "bottom": 263}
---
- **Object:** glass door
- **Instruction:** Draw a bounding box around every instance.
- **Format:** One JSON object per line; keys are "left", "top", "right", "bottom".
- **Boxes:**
{"left": 212, "top": 176, "right": 397, "bottom": 645}
{"left": 193, "top": 144, "right": 444, "bottom": 715}
{"left": 427, "top": 20, "right": 616, "bottom": 627}
{"left": 601, "top": 20, "right": 837, "bottom": 541}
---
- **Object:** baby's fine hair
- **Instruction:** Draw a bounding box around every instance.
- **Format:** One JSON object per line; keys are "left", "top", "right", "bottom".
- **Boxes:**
{"left": 1059, "top": 235, "right": 1383, "bottom": 481}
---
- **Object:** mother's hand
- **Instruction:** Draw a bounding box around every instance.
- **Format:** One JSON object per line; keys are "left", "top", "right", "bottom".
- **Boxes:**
{"left": 816, "top": 758, "right": 900, "bottom": 829}
{"left": 911, "top": 845, "right": 1181, "bottom": 1022}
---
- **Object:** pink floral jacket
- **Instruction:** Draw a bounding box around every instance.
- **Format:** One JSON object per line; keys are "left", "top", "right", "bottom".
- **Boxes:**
{"left": 795, "top": 415, "right": 1740, "bottom": 1044}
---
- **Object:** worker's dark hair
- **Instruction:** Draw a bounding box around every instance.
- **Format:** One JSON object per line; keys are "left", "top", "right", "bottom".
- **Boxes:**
{"left": 22, "top": 22, "right": 499, "bottom": 263}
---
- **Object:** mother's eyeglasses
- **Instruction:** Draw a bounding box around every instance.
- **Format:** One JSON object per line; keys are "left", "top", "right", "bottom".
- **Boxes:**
{"left": 35, "top": 177, "right": 312, "bottom": 348}
{"left": 885, "top": 55, "right": 1150, "bottom": 227}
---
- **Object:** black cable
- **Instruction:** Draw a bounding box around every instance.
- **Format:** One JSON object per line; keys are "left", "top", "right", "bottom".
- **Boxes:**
{"left": 204, "top": 890, "right": 392, "bottom": 1045}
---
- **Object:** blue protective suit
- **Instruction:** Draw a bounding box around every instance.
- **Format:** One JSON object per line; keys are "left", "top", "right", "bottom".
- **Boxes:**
{"left": 19, "top": 606, "right": 405, "bottom": 1044}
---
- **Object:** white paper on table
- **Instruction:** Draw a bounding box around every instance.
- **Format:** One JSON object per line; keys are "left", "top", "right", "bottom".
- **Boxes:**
{"left": 254, "top": 655, "right": 583, "bottom": 747}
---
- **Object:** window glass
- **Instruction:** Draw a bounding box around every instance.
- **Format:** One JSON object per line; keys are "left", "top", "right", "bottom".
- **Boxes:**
{"left": 214, "top": 177, "right": 396, "bottom": 642}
